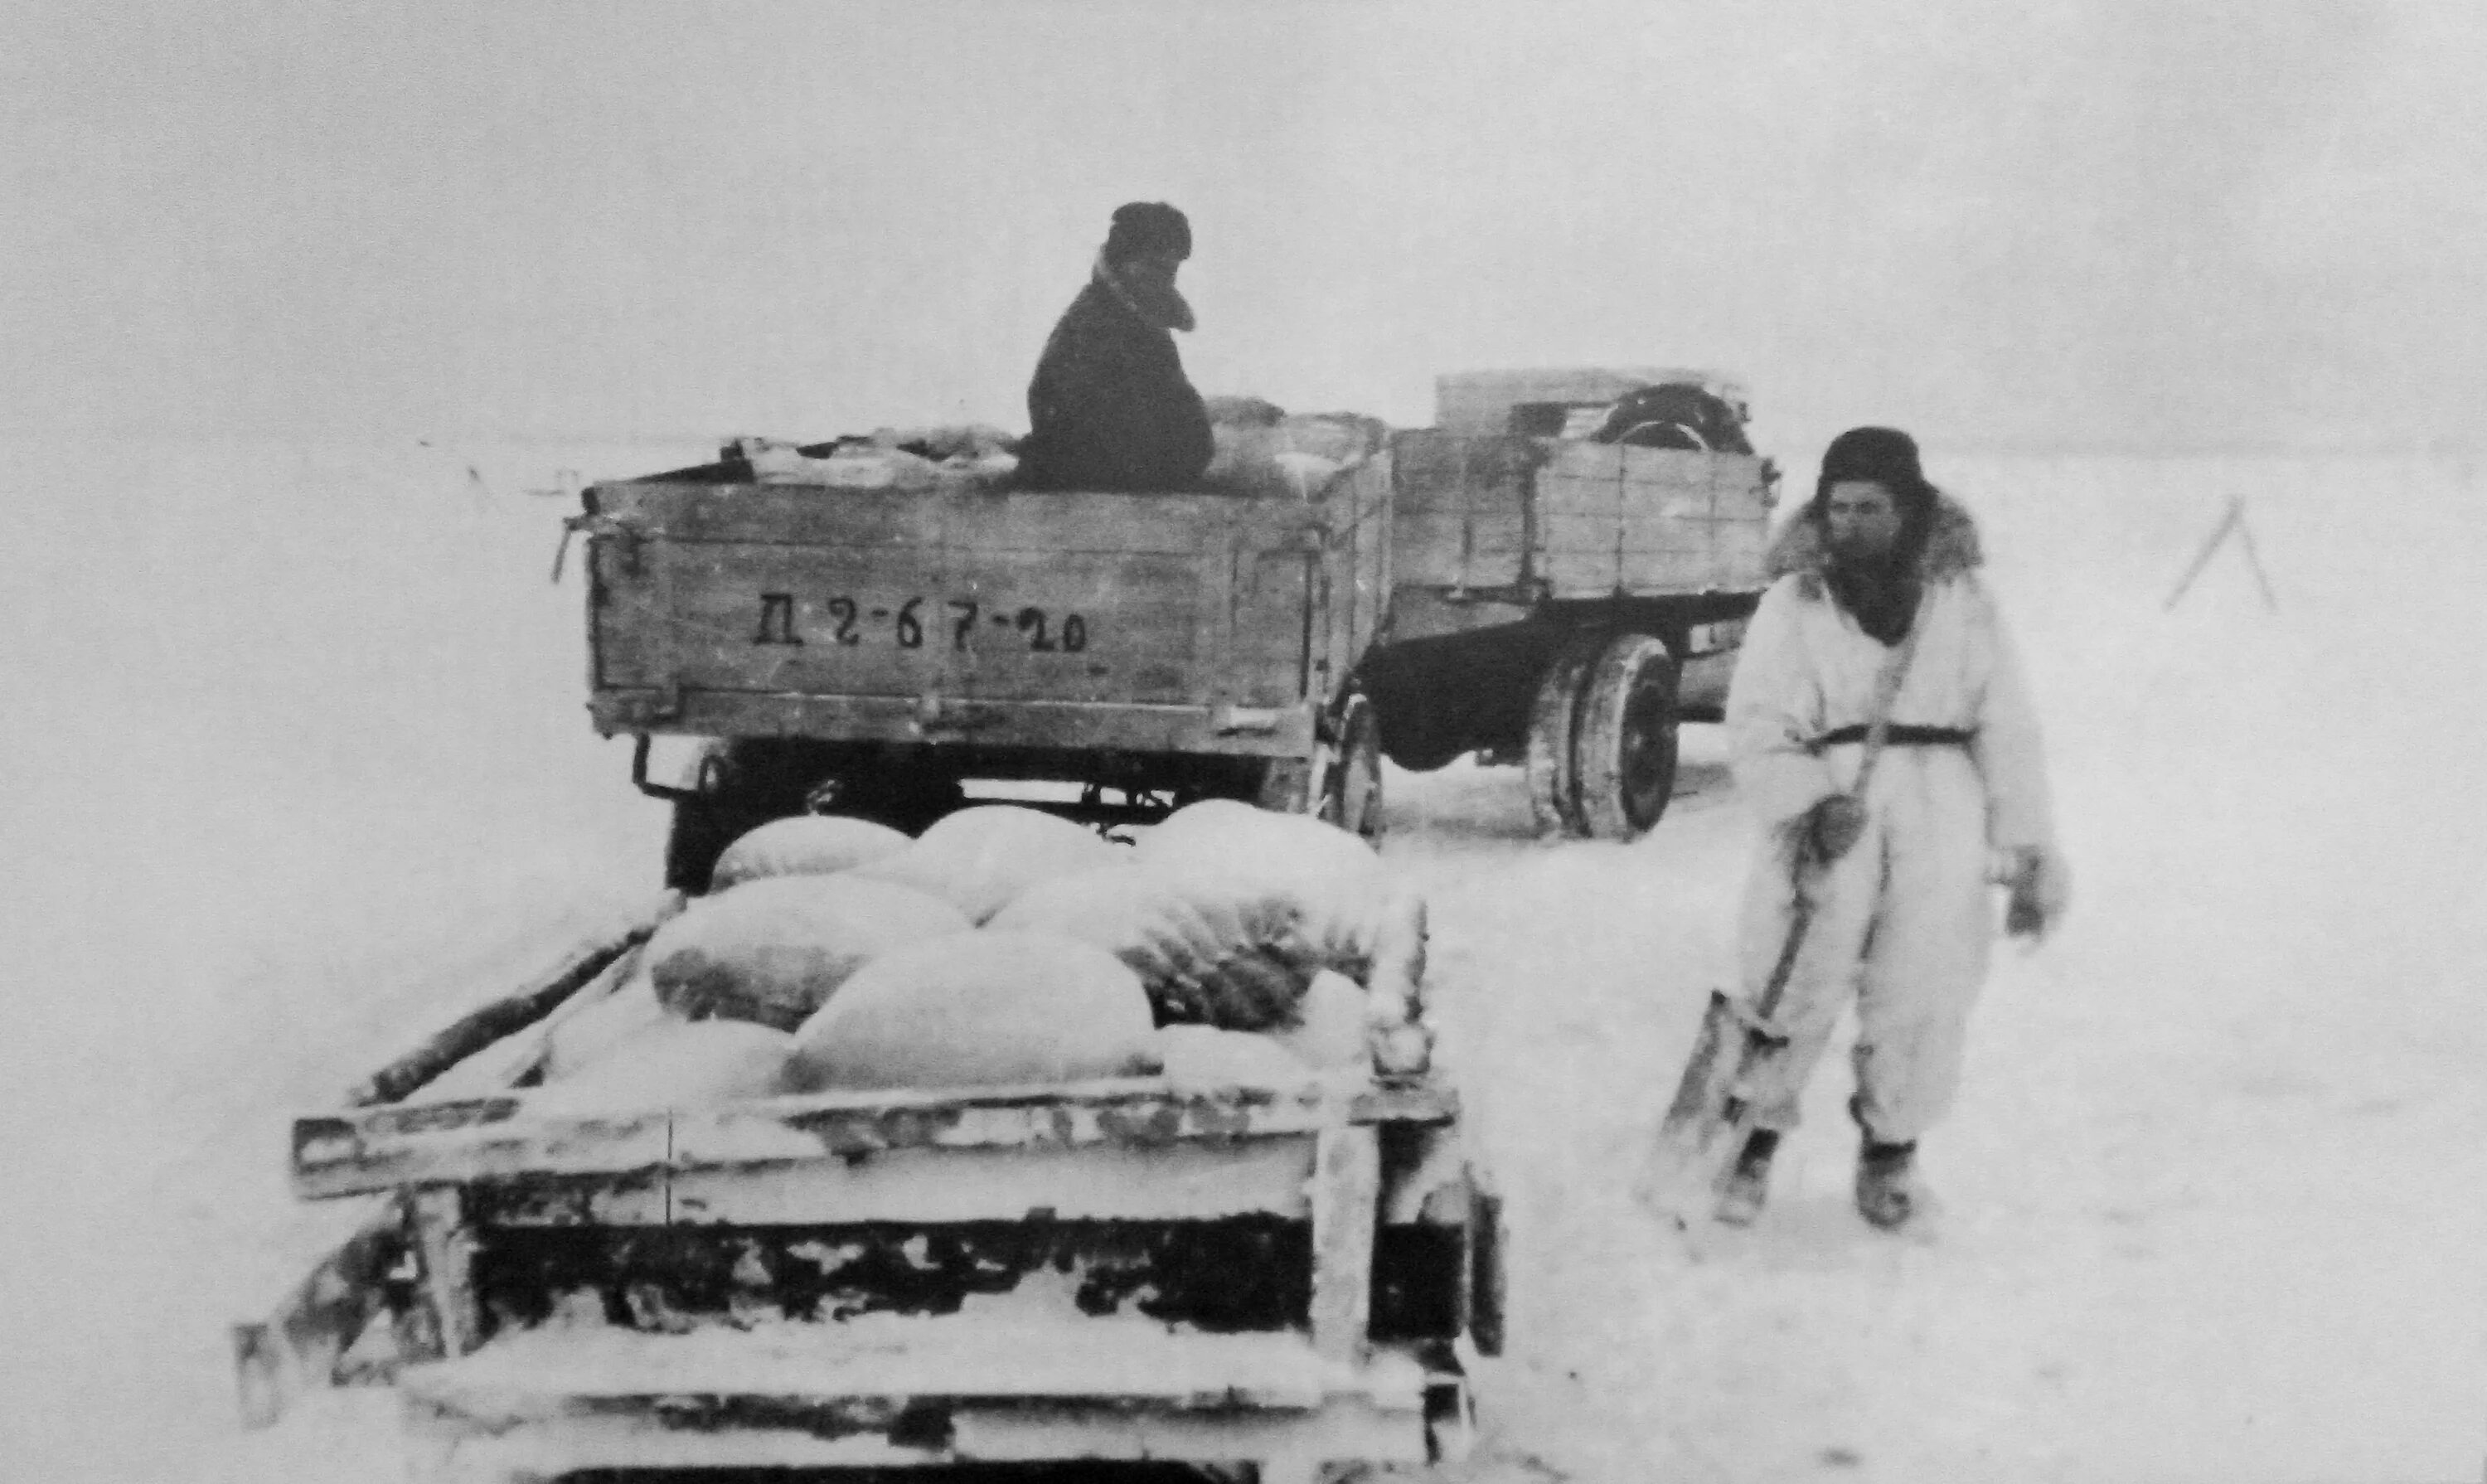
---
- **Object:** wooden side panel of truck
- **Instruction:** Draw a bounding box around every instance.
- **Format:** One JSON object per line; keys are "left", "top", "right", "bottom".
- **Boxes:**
{"left": 582, "top": 462, "right": 1392, "bottom": 763}
{"left": 1384, "top": 430, "right": 1771, "bottom": 612}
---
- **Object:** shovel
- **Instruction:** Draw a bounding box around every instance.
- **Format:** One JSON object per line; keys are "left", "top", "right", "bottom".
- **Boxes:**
{"left": 1635, "top": 851, "right": 1816, "bottom": 1223}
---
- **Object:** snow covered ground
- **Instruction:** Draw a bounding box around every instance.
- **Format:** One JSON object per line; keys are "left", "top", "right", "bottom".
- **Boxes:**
{"left": 2, "top": 439, "right": 2480, "bottom": 1482}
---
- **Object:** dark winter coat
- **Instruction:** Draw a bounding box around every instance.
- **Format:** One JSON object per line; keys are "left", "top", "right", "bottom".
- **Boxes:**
{"left": 1016, "top": 273, "right": 1214, "bottom": 492}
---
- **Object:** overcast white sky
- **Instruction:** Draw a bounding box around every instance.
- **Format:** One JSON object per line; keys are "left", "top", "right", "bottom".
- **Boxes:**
{"left": 7, "top": 0, "right": 2482, "bottom": 453}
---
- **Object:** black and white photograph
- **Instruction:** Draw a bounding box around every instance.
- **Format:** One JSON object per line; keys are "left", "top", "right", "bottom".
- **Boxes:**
{"left": 5, "top": 2, "right": 2483, "bottom": 1480}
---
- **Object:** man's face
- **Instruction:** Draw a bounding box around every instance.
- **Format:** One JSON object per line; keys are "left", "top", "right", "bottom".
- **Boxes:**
{"left": 1118, "top": 248, "right": 1185, "bottom": 298}
{"left": 1825, "top": 479, "right": 1903, "bottom": 563}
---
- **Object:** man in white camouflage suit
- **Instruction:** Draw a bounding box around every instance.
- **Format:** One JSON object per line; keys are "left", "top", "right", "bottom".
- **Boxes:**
{"left": 1718, "top": 426, "right": 2070, "bottom": 1229}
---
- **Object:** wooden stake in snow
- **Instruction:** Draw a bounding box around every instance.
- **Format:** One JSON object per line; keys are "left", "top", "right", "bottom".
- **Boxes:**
{"left": 2163, "top": 495, "right": 2279, "bottom": 612}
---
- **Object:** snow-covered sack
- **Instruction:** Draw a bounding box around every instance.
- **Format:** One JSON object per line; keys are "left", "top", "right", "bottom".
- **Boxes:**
{"left": 1154, "top": 1024, "right": 1316, "bottom": 1092}
{"left": 988, "top": 861, "right": 1321, "bottom": 1031}
{"left": 1140, "top": 798, "right": 1420, "bottom": 975}
{"left": 644, "top": 875, "right": 972, "bottom": 1031}
{"left": 710, "top": 813, "right": 911, "bottom": 890}
{"left": 529, "top": 1019, "right": 797, "bottom": 1112}
{"left": 1119, "top": 801, "right": 1428, "bottom": 1069}
{"left": 855, "top": 804, "right": 1124, "bottom": 924}
{"left": 787, "top": 930, "right": 1156, "bottom": 1092}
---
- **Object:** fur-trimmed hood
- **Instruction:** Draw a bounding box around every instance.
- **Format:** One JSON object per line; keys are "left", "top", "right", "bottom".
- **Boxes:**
{"left": 1765, "top": 492, "right": 1985, "bottom": 584}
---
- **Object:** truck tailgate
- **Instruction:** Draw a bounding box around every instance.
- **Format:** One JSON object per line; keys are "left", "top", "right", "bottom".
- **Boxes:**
{"left": 584, "top": 483, "right": 1334, "bottom": 751}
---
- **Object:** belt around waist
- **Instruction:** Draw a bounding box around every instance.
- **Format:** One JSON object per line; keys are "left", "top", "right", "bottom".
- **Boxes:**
{"left": 1815, "top": 724, "right": 1976, "bottom": 748}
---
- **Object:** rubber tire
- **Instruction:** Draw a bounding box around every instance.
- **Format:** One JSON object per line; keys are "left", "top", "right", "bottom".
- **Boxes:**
{"left": 1525, "top": 639, "right": 1600, "bottom": 838}
{"left": 1573, "top": 633, "right": 1681, "bottom": 841}
{"left": 1319, "top": 696, "right": 1385, "bottom": 845}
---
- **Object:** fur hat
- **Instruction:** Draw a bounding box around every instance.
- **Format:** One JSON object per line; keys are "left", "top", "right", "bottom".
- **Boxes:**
{"left": 1815, "top": 425, "right": 1932, "bottom": 509}
{"left": 1103, "top": 201, "right": 1191, "bottom": 264}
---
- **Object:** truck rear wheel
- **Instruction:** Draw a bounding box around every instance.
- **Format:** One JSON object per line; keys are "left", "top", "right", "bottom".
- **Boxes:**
{"left": 1524, "top": 638, "right": 1600, "bottom": 838}
{"left": 1573, "top": 633, "right": 1681, "bottom": 840}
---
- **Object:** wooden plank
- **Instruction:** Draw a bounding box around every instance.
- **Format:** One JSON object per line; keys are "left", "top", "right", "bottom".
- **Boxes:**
{"left": 294, "top": 1103, "right": 673, "bottom": 1200}
{"left": 404, "top": 1404, "right": 1429, "bottom": 1482}
{"left": 1387, "top": 435, "right": 1535, "bottom": 594}
{"left": 592, "top": 690, "right": 1320, "bottom": 756}
{"left": 295, "top": 1076, "right": 1449, "bottom": 1203}
{"left": 1539, "top": 525, "right": 1771, "bottom": 599}
{"left": 294, "top": 1080, "right": 1340, "bottom": 1200}
{"left": 1311, "top": 458, "right": 1384, "bottom": 701}
{"left": 343, "top": 896, "right": 681, "bottom": 1108}
{"left": 1233, "top": 548, "right": 1314, "bottom": 701}
{"left": 1534, "top": 444, "right": 1774, "bottom": 599}
{"left": 1385, "top": 432, "right": 1536, "bottom": 513}
{"left": 410, "top": 1188, "right": 483, "bottom": 1360}
{"left": 593, "top": 481, "right": 1326, "bottom": 553}
{"left": 401, "top": 1322, "right": 1421, "bottom": 1421}
{"left": 1307, "top": 1123, "right": 1381, "bottom": 1364}
{"left": 1387, "top": 431, "right": 1533, "bottom": 599}
{"left": 1389, "top": 514, "right": 1528, "bottom": 591}
{"left": 1539, "top": 538, "right": 1621, "bottom": 595}
{"left": 402, "top": 1381, "right": 1431, "bottom": 1476}
{"left": 953, "top": 1389, "right": 1433, "bottom": 1467}
{"left": 689, "top": 1079, "right": 1329, "bottom": 1160}
{"left": 656, "top": 1138, "right": 1319, "bottom": 1225}
{"left": 421, "top": 946, "right": 644, "bottom": 1102}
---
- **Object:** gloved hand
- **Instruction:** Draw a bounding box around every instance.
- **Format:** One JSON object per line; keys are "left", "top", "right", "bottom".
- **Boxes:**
{"left": 1801, "top": 794, "right": 1868, "bottom": 864}
{"left": 2005, "top": 845, "right": 2072, "bottom": 941}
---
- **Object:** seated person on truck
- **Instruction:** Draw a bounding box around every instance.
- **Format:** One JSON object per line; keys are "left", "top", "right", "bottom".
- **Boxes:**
{"left": 1015, "top": 201, "right": 1215, "bottom": 492}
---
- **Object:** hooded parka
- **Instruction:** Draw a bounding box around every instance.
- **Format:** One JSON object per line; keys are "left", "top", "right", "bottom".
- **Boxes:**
{"left": 1725, "top": 494, "right": 2067, "bottom": 1145}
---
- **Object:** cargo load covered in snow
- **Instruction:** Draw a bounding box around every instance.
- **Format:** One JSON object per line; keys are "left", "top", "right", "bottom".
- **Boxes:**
{"left": 232, "top": 812, "right": 1497, "bottom": 1483}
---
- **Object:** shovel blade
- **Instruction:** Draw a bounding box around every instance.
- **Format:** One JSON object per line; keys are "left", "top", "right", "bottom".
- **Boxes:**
{"left": 1636, "top": 990, "right": 1764, "bottom": 1219}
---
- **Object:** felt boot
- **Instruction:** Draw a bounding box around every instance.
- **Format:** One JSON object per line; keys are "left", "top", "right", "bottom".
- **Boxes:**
{"left": 1714, "top": 1128, "right": 1780, "bottom": 1226}
{"left": 1854, "top": 1138, "right": 1921, "bottom": 1229}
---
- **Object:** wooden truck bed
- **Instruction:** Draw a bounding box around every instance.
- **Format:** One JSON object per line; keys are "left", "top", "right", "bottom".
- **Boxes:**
{"left": 237, "top": 897, "right": 1496, "bottom": 1484}
{"left": 1356, "top": 430, "right": 1775, "bottom": 783}
{"left": 579, "top": 462, "right": 1393, "bottom": 761}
